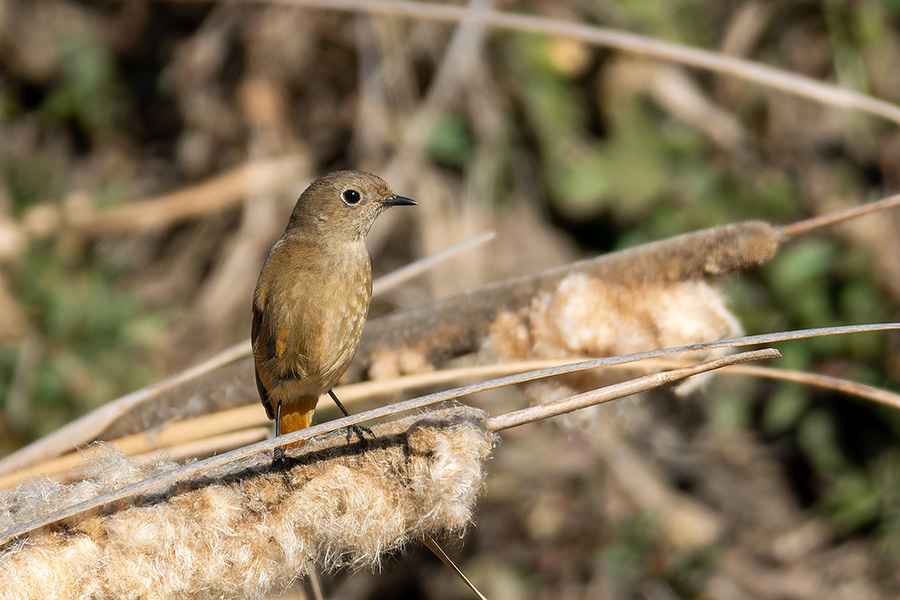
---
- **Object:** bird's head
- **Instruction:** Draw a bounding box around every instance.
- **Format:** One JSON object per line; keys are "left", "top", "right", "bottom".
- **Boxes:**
{"left": 285, "top": 170, "right": 416, "bottom": 241}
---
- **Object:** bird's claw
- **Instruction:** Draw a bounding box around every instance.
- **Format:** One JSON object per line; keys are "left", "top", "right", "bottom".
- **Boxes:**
{"left": 345, "top": 424, "right": 375, "bottom": 447}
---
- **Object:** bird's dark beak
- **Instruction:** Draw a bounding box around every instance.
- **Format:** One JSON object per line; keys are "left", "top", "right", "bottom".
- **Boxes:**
{"left": 382, "top": 194, "right": 417, "bottom": 207}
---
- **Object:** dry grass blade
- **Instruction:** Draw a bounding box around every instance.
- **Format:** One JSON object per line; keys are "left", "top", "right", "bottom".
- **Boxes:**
{"left": 423, "top": 535, "right": 488, "bottom": 600}
{"left": 720, "top": 364, "right": 900, "bottom": 411}
{"left": 3, "top": 322, "right": 897, "bottom": 546}
{"left": 0, "top": 341, "right": 251, "bottom": 477}
{"left": 211, "top": 0, "right": 900, "bottom": 124}
{"left": 0, "top": 412, "right": 270, "bottom": 490}
{"left": 129, "top": 428, "right": 270, "bottom": 464}
{"left": 780, "top": 194, "right": 900, "bottom": 239}
{"left": 487, "top": 348, "right": 780, "bottom": 431}
{"left": 372, "top": 230, "right": 495, "bottom": 296}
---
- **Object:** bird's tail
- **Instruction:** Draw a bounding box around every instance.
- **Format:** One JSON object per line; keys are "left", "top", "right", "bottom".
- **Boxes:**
{"left": 278, "top": 396, "right": 318, "bottom": 449}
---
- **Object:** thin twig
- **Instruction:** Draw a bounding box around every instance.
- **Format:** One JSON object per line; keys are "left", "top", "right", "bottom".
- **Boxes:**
{"left": 716, "top": 364, "right": 900, "bottom": 411}
{"left": 486, "top": 349, "right": 779, "bottom": 431}
{"left": 604, "top": 358, "right": 900, "bottom": 410}
{"left": 372, "top": 230, "right": 495, "bottom": 296}
{"left": 780, "top": 194, "right": 900, "bottom": 239}
{"left": 167, "top": 0, "right": 900, "bottom": 125}
{"left": 423, "top": 535, "right": 488, "bottom": 600}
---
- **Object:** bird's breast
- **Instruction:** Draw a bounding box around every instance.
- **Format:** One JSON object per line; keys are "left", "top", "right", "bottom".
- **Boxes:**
{"left": 264, "top": 243, "right": 373, "bottom": 393}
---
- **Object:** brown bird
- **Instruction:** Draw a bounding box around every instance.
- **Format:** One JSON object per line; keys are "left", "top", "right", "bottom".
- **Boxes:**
{"left": 252, "top": 170, "right": 415, "bottom": 459}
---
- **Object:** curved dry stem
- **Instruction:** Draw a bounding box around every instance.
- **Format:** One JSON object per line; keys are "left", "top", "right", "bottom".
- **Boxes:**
{"left": 487, "top": 348, "right": 780, "bottom": 431}
{"left": 3, "top": 322, "right": 898, "bottom": 546}
{"left": 720, "top": 364, "right": 900, "bottom": 411}
{"left": 604, "top": 358, "right": 900, "bottom": 410}
{"left": 0, "top": 342, "right": 251, "bottom": 478}
{"left": 211, "top": 0, "right": 900, "bottom": 124}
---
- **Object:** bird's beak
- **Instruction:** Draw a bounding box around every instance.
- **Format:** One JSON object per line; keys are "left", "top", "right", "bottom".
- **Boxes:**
{"left": 382, "top": 194, "right": 417, "bottom": 207}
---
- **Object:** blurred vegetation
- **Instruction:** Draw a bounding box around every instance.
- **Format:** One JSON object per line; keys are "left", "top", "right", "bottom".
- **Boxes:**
{"left": 0, "top": 0, "right": 899, "bottom": 597}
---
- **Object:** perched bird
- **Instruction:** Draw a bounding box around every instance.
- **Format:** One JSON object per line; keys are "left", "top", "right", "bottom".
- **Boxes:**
{"left": 252, "top": 171, "right": 482, "bottom": 597}
{"left": 252, "top": 170, "right": 416, "bottom": 458}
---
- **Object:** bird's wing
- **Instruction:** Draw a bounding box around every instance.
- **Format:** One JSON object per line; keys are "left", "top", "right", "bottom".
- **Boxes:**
{"left": 251, "top": 294, "right": 275, "bottom": 421}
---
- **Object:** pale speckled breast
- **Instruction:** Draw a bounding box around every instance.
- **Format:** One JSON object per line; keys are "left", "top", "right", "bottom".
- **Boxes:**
{"left": 256, "top": 239, "right": 373, "bottom": 403}
{"left": 284, "top": 270, "right": 370, "bottom": 387}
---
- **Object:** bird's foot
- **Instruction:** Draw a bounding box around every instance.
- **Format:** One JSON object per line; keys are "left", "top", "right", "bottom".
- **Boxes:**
{"left": 345, "top": 424, "right": 376, "bottom": 447}
{"left": 272, "top": 445, "right": 286, "bottom": 467}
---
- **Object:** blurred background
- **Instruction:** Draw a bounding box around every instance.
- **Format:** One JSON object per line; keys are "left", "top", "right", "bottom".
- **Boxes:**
{"left": 1, "top": 0, "right": 899, "bottom": 598}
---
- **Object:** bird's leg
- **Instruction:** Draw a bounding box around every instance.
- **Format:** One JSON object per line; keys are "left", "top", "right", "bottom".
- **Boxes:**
{"left": 273, "top": 401, "right": 286, "bottom": 467}
{"left": 328, "top": 389, "right": 375, "bottom": 444}
{"left": 327, "top": 389, "right": 351, "bottom": 417}
{"left": 270, "top": 402, "right": 294, "bottom": 490}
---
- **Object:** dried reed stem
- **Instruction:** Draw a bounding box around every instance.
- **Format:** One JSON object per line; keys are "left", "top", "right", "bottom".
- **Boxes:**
{"left": 780, "top": 194, "right": 900, "bottom": 239}
{"left": 5, "top": 322, "right": 898, "bottom": 547}
{"left": 371, "top": 230, "right": 495, "bottom": 296}
{"left": 214, "top": 0, "right": 900, "bottom": 124}
{"left": 486, "top": 348, "right": 780, "bottom": 431}
{"left": 6, "top": 347, "right": 899, "bottom": 492}
{"left": 0, "top": 342, "right": 251, "bottom": 478}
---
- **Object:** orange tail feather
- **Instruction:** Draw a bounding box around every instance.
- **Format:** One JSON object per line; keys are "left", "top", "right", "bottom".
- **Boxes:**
{"left": 278, "top": 396, "right": 318, "bottom": 450}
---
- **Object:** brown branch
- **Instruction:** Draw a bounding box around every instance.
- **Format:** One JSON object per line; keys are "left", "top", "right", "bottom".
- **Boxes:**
{"left": 159, "top": 0, "right": 900, "bottom": 125}
{"left": 28, "top": 155, "right": 308, "bottom": 238}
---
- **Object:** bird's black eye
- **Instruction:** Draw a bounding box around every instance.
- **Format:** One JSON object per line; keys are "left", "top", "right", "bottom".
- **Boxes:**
{"left": 341, "top": 189, "right": 361, "bottom": 205}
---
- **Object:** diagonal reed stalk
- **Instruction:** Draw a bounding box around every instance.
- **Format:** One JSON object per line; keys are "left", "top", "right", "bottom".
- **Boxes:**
{"left": 3, "top": 321, "right": 899, "bottom": 546}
